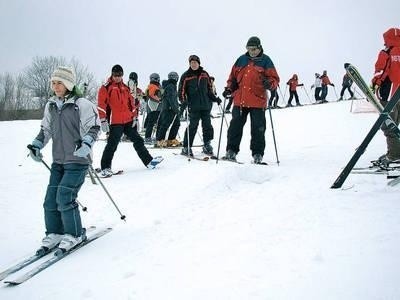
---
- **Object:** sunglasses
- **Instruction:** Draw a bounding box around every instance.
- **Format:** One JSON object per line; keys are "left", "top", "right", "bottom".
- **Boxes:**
{"left": 112, "top": 73, "right": 123, "bottom": 77}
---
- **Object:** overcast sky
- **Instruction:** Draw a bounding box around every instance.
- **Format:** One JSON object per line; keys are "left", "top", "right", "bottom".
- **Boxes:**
{"left": 1, "top": 0, "right": 399, "bottom": 92}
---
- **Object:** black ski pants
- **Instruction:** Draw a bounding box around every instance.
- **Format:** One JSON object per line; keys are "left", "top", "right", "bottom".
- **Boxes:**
{"left": 314, "top": 87, "right": 322, "bottom": 101}
{"left": 226, "top": 106, "right": 266, "bottom": 156}
{"left": 288, "top": 90, "right": 300, "bottom": 104}
{"left": 156, "top": 110, "right": 180, "bottom": 141}
{"left": 183, "top": 109, "right": 214, "bottom": 147}
{"left": 101, "top": 122, "right": 152, "bottom": 169}
{"left": 320, "top": 85, "right": 328, "bottom": 100}
{"left": 340, "top": 85, "right": 354, "bottom": 98}
{"left": 145, "top": 111, "right": 161, "bottom": 139}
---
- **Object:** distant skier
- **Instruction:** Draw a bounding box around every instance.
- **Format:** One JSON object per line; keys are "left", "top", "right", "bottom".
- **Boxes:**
{"left": 286, "top": 74, "right": 304, "bottom": 107}
{"left": 339, "top": 63, "right": 355, "bottom": 100}
{"left": 371, "top": 27, "right": 400, "bottom": 166}
{"left": 268, "top": 86, "right": 280, "bottom": 108}
{"left": 209, "top": 76, "right": 222, "bottom": 117}
{"left": 319, "top": 70, "right": 335, "bottom": 102}
{"left": 311, "top": 73, "right": 322, "bottom": 102}
{"left": 28, "top": 66, "right": 100, "bottom": 252}
{"left": 155, "top": 71, "right": 182, "bottom": 147}
{"left": 144, "top": 73, "right": 162, "bottom": 144}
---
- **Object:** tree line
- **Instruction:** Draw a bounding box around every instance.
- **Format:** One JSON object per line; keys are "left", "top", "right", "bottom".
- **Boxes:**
{"left": 0, "top": 56, "right": 97, "bottom": 121}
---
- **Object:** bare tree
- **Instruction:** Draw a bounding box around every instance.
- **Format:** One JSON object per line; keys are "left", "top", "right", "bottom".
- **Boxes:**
{"left": 0, "top": 74, "right": 5, "bottom": 111}
{"left": 1, "top": 73, "right": 15, "bottom": 110}
{"left": 23, "top": 56, "right": 66, "bottom": 107}
{"left": 15, "top": 74, "right": 30, "bottom": 110}
{"left": 70, "top": 57, "right": 98, "bottom": 101}
{"left": 23, "top": 56, "right": 96, "bottom": 107}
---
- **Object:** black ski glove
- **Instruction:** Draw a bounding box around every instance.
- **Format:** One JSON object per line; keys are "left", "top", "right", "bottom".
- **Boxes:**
{"left": 222, "top": 87, "right": 232, "bottom": 98}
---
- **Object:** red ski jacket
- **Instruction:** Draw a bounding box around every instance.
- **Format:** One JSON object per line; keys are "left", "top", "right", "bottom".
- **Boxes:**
{"left": 97, "top": 78, "right": 135, "bottom": 125}
{"left": 373, "top": 27, "right": 400, "bottom": 92}
{"left": 226, "top": 52, "right": 279, "bottom": 109}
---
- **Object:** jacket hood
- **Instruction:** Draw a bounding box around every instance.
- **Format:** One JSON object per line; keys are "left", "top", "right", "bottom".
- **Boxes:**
{"left": 383, "top": 27, "right": 400, "bottom": 47}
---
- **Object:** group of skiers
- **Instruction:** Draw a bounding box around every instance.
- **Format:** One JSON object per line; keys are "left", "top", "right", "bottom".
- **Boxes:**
{"left": 265, "top": 67, "right": 354, "bottom": 109}
{"left": 25, "top": 28, "right": 400, "bottom": 254}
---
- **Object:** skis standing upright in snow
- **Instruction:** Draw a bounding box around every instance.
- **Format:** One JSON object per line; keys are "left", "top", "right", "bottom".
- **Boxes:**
{"left": 346, "top": 64, "right": 400, "bottom": 138}
{"left": 331, "top": 84, "right": 400, "bottom": 189}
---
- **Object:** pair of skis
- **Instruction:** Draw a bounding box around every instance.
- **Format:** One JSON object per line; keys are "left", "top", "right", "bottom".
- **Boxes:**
{"left": 175, "top": 152, "right": 269, "bottom": 165}
{"left": 174, "top": 152, "right": 216, "bottom": 161}
{"left": 331, "top": 64, "right": 400, "bottom": 189}
{"left": 0, "top": 227, "right": 112, "bottom": 285}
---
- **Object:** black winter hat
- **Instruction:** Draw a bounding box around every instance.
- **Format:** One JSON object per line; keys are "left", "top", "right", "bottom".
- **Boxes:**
{"left": 188, "top": 54, "right": 201, "bottom": 64}
{"left": 344, "top": 63, "right": 350, "bottom": 69}
{"left": 246, "top": 36, "right": 261, "bottom": 48}
{"left": 111, "top": 64, "right": 124, "bottom": 75}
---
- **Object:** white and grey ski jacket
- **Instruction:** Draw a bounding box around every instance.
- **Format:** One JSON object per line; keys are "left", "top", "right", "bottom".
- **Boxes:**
{"left": 35, "top": 95, "right": 100, "bottom": 165}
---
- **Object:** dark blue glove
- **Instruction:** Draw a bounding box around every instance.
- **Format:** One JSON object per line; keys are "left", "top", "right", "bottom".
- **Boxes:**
{"left": 28, "top": 139, "right": 44, "bottom": 162}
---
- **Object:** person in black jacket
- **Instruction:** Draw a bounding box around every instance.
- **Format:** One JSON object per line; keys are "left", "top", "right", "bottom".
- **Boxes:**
{"left": 339, "top": 63, "right": 355, "bottom": 100}
{"left": 178, "top": 55, "right": 217, "bottom": 156}
{"left": 155, "top": 72, "right": 181, "bottom": 147}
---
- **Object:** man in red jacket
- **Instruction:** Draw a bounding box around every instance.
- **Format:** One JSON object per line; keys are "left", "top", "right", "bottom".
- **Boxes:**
{"left": 222, "top": 36, "right": 280, "bottom": 164}
{"left": 372, "top": 27, "right": 400, "bottom": 165}
{"left": 97, "top": 65, "right": 163, "bottom": 176}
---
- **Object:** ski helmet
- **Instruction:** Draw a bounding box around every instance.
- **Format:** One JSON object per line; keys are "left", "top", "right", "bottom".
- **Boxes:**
{"left": 168, "top": 71, "right": 179, "bottom": 82}
{"left": 149, "top": 73, "right": 160, "bottom": 83}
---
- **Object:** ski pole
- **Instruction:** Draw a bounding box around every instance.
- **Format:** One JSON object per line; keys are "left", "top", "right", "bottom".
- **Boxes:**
{"left": 27, "top": 145, "right": 88, "bottom": 212}
{"left": 165, "top": 113, "right": 178, "bottom": 142}
{"left": 267, "top": 105, "right": 280, "bottom": 165}
{"left": 218, "top": 104, "right": 229, "bottom": 127}
{"left": 216, "top": 96, "right": 229, "bottom": 164}
{"left": 140, "top": 110, "right": 146, "bottom": 133}
{"left": 87, "top": 157, "right": 126, "bottom": 221}
{"left": 283, "top": 85, "right": 288, "bottom": 103}
{"left": 278, "top": 85, "right": 287, "bottom": 106}
{"left": 333, "top": 86, "right": 339, "bottom": 100}
{"left": 184, "top": 105, "right": 191, "bottom": 161}
{"left": 87, "top": 167, "right": 97, "bottom": 185}
{"left": 354, "top": 86, "right": 364, "bottom": 99}
{"left": 197, "top": 130, "right": 203, "bottom": 144}
{"left": 301, "top": 86, "right": 312, "bottom": 104}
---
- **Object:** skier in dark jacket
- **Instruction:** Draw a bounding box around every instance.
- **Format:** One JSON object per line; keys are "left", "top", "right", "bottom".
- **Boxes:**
{"left": 339, "top": 63, "right": 355, "bottom": 100}
{"left": 155, "top": 72, "right": 181, "bottom": 147}
{"left": 178, "top": 54, "right": 218, "bottom": 156}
